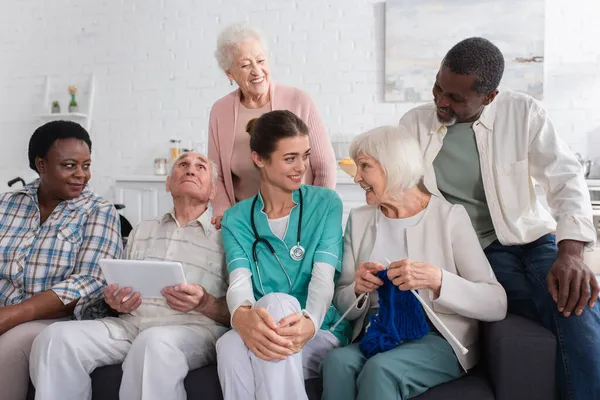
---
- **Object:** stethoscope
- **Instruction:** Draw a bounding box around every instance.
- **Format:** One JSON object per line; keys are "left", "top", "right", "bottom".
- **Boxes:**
{"left": 250, "top": 188, "right": 305, "bottom": 295}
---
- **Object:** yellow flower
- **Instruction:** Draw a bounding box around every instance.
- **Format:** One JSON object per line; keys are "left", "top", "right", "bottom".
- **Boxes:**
{"left": 68, "top": 85, "right": 78, "bottom": 95}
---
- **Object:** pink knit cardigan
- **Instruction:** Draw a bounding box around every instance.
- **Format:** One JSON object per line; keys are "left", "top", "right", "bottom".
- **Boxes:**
{"left": 208, "top": 82, "right": 337, "bottom": 216}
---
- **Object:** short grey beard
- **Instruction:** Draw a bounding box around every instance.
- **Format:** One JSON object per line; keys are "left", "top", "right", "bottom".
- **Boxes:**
{"left": 437, "top": 114, "right": 457, "bottom": 127}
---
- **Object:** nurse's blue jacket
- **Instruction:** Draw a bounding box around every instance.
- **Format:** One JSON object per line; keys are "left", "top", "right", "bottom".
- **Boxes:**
{"left": 221, "top": 185, "right": 351, "bottom": 345}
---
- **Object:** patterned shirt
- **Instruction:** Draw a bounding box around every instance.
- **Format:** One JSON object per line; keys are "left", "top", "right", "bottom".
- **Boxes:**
{"left": 0, "top": 179, "right": 122, "bottom": 318}
{"left": 102, "top": 209, "right": 228, "bottom": 340}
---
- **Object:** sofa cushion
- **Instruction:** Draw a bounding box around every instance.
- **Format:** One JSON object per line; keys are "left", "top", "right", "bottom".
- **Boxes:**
{"left": 29, "top": 364, "right": 493, "bottom": 400}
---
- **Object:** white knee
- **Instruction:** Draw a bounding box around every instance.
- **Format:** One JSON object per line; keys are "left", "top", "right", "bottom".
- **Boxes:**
{"left": 31, "top": 322, "right": 73, "bottom": 360}
{"left": 216, "top": 330, "right": 246, "bottom": 366}
{"left": 30, "top": 322, "right": 81, "bottom": 385}
{"left": 255, "top": 293, "right": 301, "bottom": 322}
{"left": 128, "top": 328, "right": 179, "bottom": 359}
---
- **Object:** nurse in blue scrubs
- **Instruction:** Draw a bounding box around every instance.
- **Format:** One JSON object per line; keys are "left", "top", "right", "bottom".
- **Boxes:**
{"left": 216, "top": 110, "right": 351, "bottom": 400}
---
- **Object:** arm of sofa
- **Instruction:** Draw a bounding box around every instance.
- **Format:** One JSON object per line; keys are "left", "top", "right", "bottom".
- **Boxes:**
{"left": 482, "top": 313, "right": 557, "bottom": 400}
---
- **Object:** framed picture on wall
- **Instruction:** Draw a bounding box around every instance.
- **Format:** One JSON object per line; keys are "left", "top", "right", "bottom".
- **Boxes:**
{"left": 384, "top": 0, "right": 545, "bottom": 102}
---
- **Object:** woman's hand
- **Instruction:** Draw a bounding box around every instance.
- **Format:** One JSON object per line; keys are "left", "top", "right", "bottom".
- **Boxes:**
{"left": 211, "top": 216, "right": 223, "bottom": 230}
{"left": 232, "top": 307, "right": 294, "bottom": 361}
{"left": 355, "top": 262, "right": 386, "bottom": 295}
{"left": 276, "top": 312, "right": 316, "bottom": 354}
{"left": 387, "top": 259, "right": 442, "bottom": 293}
{"left": 103, "top": 284, "right": 142, "bottom": 313}
{"left": 161, "top": 283, "right": 205, "bottom": 313}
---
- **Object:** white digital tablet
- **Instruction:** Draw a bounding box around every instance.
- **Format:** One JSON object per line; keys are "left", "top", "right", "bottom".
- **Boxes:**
{"left": 99, "top": 259, "right": 187, "bottom": 298}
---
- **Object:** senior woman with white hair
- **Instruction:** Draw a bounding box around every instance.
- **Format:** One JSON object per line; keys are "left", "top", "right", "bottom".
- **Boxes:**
{"left": 208, "top": 22, "right": 336, "bottom": 228}
{"left": 321, "top": 126, "right": 507, "bottom": 400}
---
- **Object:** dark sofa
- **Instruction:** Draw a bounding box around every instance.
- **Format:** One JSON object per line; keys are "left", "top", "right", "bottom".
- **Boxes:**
{"left": 27, "top": 314, "right": 557, "bottom": 400}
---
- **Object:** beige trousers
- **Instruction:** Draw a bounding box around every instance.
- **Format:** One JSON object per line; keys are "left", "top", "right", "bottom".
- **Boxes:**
{"left": 0, "top": 318, "right": 65, "bottom": 400}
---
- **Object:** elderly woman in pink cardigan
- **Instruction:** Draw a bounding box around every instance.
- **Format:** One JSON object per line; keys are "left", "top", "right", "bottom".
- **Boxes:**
{"left": 208, "top": 23, "right": 337, "bottom": 227}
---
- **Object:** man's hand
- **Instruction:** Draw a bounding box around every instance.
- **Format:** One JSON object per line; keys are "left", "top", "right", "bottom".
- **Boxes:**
{"left": 276, "top": 312, "right": 316, "bottom": 354}
{"left": 547, "top": 241, "right": 599, "bottom": 317}
{"left": 232, "top": 307, "right": 294, "bottom": 361}
{"left": 103, "top": 284, "right": 142, "bottom": 313}
{"left": 162, "top": 283, "right": 206, "bottom": 313}
{"left": 387, "top": 259, "right": 443, "bottom": 293}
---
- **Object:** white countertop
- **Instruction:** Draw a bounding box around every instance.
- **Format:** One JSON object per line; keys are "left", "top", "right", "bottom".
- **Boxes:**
{"left": 586, "top": 179, "right": 600, "bottom": 189}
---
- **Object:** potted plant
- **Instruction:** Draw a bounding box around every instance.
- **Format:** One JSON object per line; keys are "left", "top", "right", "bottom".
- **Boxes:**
{"left": 68, "top": 85, "right": 78, "bottom": 113}
{"left": 51, "top": 100, "right": 61, "bottom": 114}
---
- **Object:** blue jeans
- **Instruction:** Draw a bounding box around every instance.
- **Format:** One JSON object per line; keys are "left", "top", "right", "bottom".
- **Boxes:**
{"left": 484, "top": 234, "right": 600, "bottom": 400}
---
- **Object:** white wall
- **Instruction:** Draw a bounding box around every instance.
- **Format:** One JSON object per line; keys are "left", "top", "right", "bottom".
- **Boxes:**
{"left": 1, "top": 0, "right": 600, "bottom": 198}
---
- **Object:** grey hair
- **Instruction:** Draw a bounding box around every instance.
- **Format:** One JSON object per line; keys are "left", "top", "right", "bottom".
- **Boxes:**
{"left": 215, "top": 23, "right": 267, "bottom": 72}
{"left": 170, "top": 153, "right": 219, "bottom": 186}
{"left": 350, "top": 126, "right": 424, "bottom": 200}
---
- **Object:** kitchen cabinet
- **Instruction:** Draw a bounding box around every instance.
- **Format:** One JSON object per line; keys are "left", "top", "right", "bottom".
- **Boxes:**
{"left": 113, "top": 176, "right": 173, "bottom": 228}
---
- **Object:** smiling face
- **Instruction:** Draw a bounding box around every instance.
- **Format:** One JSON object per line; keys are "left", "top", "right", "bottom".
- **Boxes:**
{"left": 166, "top": 152, "right": 216, "bottom": 202}
{"left": 226, "top": 38, "right": 271, "bottom": 101}
{"left": 252, "top": 135, "right": 310, "bottom": 193}
{"left": 353, "top": 154, "right": 389, "bottom": 206}
{"left": 36, "top": 138, "right": 91, "bottom": 200}
{"left": 432, "top": 65, "right": 497, "bottom": 125}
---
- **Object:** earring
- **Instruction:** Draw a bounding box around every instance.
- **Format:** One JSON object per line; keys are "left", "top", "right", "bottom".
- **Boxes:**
{"left": 420, "top": 193, "right": 428, "bottom": 209}
{"left": 230, "top": 80, "right": 233, "bottom": 86}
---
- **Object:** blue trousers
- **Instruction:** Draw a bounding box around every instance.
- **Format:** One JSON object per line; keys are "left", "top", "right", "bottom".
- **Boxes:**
{"left": 484, "top": 234, "right": 600, "bottom": 400}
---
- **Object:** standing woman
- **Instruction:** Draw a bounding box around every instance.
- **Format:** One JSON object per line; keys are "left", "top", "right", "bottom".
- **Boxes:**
{"left": 208, "top": 23, "right": 336, "bottom": 228}
{"left": 216, "top": 110, "right": 350, "bottom": 400}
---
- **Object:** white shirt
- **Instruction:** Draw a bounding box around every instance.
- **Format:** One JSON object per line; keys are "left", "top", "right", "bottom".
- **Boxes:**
{"left": 399, "top": 90, "right": 596, "bottom": 247}
{"left": 102, "top": 210, "right": 228, "bottom": 340}
{"left": 268, "top": 215, "right": 290, "bottom": 241}
{"left": 370, "top": 208, "right": 426, "bottom": 265}
{"left": 368, "top": 208, "right": 426, "bottom": 308}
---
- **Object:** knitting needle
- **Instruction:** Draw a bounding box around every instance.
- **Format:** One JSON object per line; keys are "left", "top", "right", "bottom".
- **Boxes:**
{"left": 330, "top": 292, "right": 366, "bottom": 332}
{"left": 329, "top": 259, "right": 394, "bottom": 332}
{"left": 329, "top": 260, "right": 390, "bottom": 332}
{"left": 384, "top": 257, "right": 468, "bottom": 355}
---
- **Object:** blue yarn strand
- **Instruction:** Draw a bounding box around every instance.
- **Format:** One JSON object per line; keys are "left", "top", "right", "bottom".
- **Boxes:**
{"left": 359, "top": 270, "right": 430, "bottom": 358}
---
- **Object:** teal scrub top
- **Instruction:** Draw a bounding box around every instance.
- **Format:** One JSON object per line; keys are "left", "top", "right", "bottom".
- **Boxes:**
{"left": 221, "top": 185, "right": 352, "bottom": 345}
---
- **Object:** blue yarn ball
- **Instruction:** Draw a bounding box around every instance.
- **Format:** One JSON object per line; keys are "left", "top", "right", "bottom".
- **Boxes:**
{"left": 359, "top": 270, "right": 430, "bottom": 358}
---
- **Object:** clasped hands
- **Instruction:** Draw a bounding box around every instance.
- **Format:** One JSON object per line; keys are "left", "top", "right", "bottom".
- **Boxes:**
{"left": 231, "top": 306, "right": 315, "bottom": 361}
